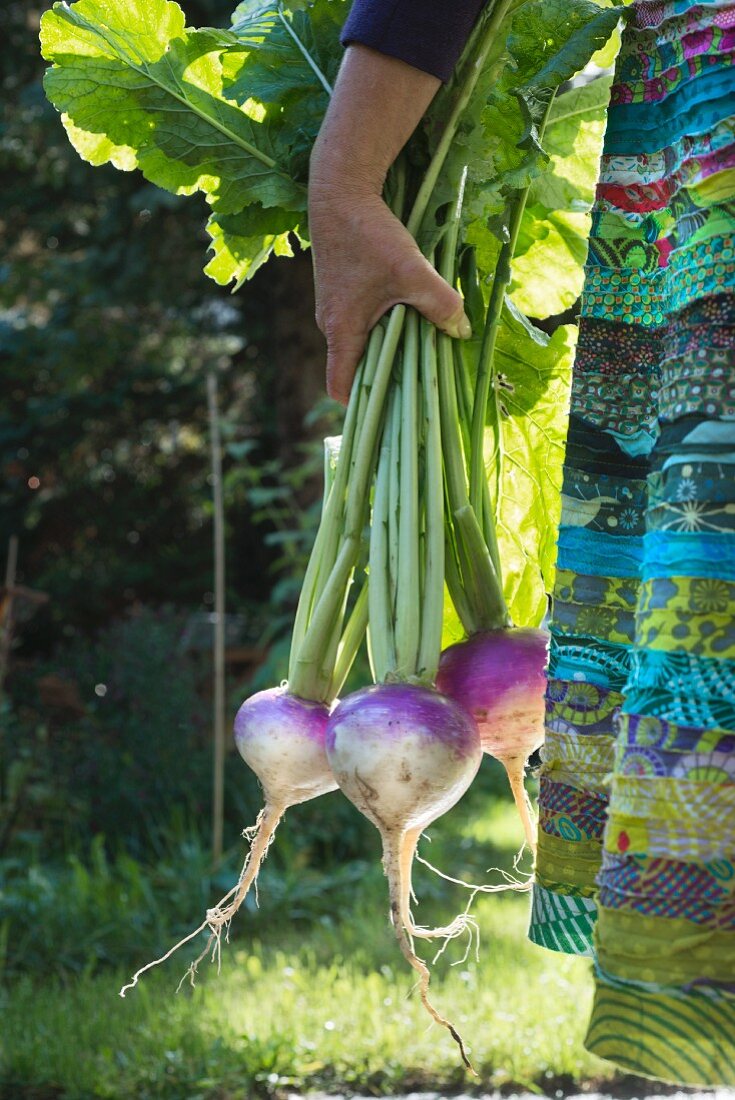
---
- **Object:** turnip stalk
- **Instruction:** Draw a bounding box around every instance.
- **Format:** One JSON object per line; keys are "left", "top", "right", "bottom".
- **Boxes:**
{"left": 395, "top": 314, "right": 420, "bottom": 676}
{"left": 417, "top": 315, "right": 444, "bottom": 675}
{"left": 329, "top": 582, "right": 369, "bottom": 699}
{"left": 433, "top": 177, "right": 548, "bottom": 855}
{"left": 436, "top": 174, "right": 508, "bottom": 633}
{"left": 288, "top": 325, "right": 384, "bottom": 690}
{"left": 468, "top": 94, "right": 556, "bottom": 520}
{"left": 468, "top": 197, "right": 526, "bottom": 520}
{"left": 288, "top": 305, "right": 407, "bottom": 702}
{"left": 368, "top": 388, "right": 398, "bottom": 681}
{"left": 405, "top": 0, "right": 516, "bottom": 239}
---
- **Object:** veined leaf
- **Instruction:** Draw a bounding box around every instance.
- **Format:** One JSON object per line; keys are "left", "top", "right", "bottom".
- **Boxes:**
{"left": 545, "top": 74, "right": 613, "bottom": 143}
{"left": 510, "top": 208, "right": 590, "bottom": 317}
{"left": 509, "top": 0, "right": 622, "bottom": 90}
{"left": 484, "top": 302, "right": 574, "bottom": 626}
{"left": 40, "top": 0, "right": 306, "bottom": 216}
{"left": 532, "top": 79, "right": 611, "bottom": 209}
{"left": 205, "top": 205, "right": 301, "bottom": 288}
{"left": 227, "top": 3, "right": 344, "bottom": 102}
{"left": 509, "top": 75, "right": 612, "bottom": 318}
{"left": 223, "top": 1, "right": 345, "bottom": 186}
{"left": 230, "top": 2, "right": 280, "bottom": 41}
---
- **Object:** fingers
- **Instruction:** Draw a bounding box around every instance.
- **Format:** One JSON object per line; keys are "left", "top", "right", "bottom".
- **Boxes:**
{"left": 312, "top": 200, "right": 473, "bottom": 404}
{"left": 321, "top": 254, "right": 473, "bottom": 405}
{"left": 325, "top": 329, "right": 368, "bottom": 405}
{"left": 395, "top": 253, "right": 472, "bottom": 340}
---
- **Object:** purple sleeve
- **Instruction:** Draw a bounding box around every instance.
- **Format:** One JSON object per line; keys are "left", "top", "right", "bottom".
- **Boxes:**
{"left": 340, "top": 0, "right": 486, "bottom": 82}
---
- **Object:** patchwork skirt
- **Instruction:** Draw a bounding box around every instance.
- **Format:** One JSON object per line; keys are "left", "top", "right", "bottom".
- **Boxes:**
{"left": 528, "top": 0, "right": 735, "bottom": 1084}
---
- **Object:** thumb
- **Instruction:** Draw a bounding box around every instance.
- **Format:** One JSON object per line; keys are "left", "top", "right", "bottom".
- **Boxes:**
{"left": 398, "top": 254, "right": 472, "bottom": 340}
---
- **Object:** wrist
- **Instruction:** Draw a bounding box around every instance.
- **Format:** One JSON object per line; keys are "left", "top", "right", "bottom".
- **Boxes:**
{"left": 309, "top": 130, "right": 387, "bottom": 204}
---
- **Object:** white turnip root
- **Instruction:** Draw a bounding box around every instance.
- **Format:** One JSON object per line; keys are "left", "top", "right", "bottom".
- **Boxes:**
{"left": 120, "top": 687, "right": 335, "bottom": 996}
{"left": 326, "top": 681, "right": 482, "bottom": 1067}
{"left": 436, "top": 628, "right": 548, "bottom": 853}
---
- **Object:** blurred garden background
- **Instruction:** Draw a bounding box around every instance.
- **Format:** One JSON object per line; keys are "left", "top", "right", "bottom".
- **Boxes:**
{"left": 1, "top": 2, "right": 649, "bottom": 1097}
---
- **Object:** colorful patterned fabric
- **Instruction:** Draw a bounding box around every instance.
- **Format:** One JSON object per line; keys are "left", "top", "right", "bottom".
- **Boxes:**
{"left": 529, "top": 884, "right": 597, "bottom": 956}
{"left": 528, "top": 0, "right": 735, "bottom": 1083}
{"left": 585, "top": 983, "right": 735, "bottom": 1082}
{"left": 598, "top": 852, "right": 735, "bottom": 926}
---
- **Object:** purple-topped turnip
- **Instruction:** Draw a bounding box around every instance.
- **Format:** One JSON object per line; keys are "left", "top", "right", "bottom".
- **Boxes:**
{"left": 328, "top": 683, "right": 480, "bottom": 1062}
{"left": 120, "top": 687, "right": 336, "bottom": 996}
{"left": 325, "top": 291, "right": 482, "bottom": 1067}
{"left": 437, "top": 628, "right": 548, "bottom": 852}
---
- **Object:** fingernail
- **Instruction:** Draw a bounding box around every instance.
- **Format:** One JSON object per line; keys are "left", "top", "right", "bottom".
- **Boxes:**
{"left": 444, "top": 311, "right": 472, "bottom": 340}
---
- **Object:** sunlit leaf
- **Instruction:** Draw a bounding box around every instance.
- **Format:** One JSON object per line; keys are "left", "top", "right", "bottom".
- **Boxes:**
{"left": 484, "top": 302, "right": 575, "bottom": 626}
{"left": 509, "top": 0, "right": 621, "bottom": 89}
{"left": 205, "top": 206, "right": 299, "bottom": 288}
{"left": 510, "top": 208, "right": 591, "bottom": 317}
{"left": 41, "top": 0, "right": 306, "bottom": 215}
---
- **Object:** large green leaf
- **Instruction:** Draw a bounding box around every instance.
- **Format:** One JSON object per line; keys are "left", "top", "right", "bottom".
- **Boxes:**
{"left": 508, "top": 75, "right": 613, "bottom": 318}
{"left": 484, "top": 303, "right": 575, "bottom": 626}
{"left": 40, "top": 0, "right": 306, "bottom": 215}
{"left": 509, "top": 0, "right": 621, "bottom": 89}
{"left": 510, "top": 208, "right": 590, "bottom": 317}
{"left": 535, "top": 76, "right": 613, "bottom": 209}
{"left": 205, "top": 205, "right": 301, "bottom": 288}
{"left": 223, "top": 2, "right": 345, "bottom": 192}
{"left": 227, "top": 3, "right": 343, "bottom": 103}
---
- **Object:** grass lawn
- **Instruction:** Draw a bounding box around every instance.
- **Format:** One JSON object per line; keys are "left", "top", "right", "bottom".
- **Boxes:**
{"left": 1, "top": 785, "right": 619, "bottom": 1099}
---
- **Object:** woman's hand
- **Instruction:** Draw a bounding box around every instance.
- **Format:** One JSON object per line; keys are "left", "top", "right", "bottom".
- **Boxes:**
{"left": 308, "top": 46, "right": 471, "bottom": 404}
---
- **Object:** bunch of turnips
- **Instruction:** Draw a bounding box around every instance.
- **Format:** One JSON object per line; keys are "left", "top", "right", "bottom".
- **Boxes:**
{"left": 42, "top": 0, "right": 620, "bottom": 1061}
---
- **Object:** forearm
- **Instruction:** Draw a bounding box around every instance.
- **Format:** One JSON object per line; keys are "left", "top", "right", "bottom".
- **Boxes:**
{"left": 309, "top": 44, "right": 440, "bottom": 200}
{"left": 307, "top": 44, "right": 469, "bottom": 403}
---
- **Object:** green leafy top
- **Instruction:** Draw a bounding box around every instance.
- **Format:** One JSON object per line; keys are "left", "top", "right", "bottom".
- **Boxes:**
{"left": 41, "top": 0, "right": 347, "bottom": 287}
{"left": 484, "top": 306, "right": 574, "bottom": 626}
{"left": 41, "top": 0, "right": 305, "bottom": 213}
{"left": 41, "top": 0, "right": 620, "bottom": 632}
{"left": 426, "top": 0, "right": 620, "bottom": 256}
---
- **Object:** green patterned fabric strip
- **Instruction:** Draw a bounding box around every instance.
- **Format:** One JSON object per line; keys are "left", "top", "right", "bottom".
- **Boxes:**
{"left": 536, "top": 830, "right": 605, "bottom": 890}
{"left": 585, "top": 981, "right": 735, "bottom": 1085}
{"left": 528, "top": 884, "right": 597, "bottom": 957}
{"left": 596, "top": 907, "right": 735, "bottom": 984}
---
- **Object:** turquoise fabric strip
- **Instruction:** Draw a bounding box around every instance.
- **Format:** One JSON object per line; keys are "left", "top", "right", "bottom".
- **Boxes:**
{"left": 661, "top": 452, "right": 735, "bottom": 472}
{"left": 623, "top": 648, "right": 735, "bottom": 729}
{"left": 642, "top": 532, "right": 735, "bottom": 581}
{"left": 557, "top": 528, "right": 644, "bottom": 577}
{"left": 549, "top": 636, "right": 633, "bottom": 690}
{"left": 605, "top": 428, "right": 659, "bottom": 458}
{"left": 604, "top": 80, "right": 735, "bottom": 153}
